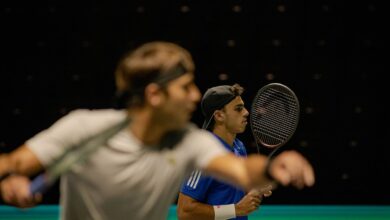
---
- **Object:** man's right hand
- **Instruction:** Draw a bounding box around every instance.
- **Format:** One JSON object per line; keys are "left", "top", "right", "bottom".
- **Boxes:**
{"left": 0, "top": 174, "right": 42, "bottom": 208}
{"left": 235, "top": 189, "right": 262, "bottom": 216}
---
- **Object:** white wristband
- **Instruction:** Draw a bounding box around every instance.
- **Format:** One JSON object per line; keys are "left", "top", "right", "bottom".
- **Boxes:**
{"left": 213, "top": 204, "right": 236, "bottom": 220}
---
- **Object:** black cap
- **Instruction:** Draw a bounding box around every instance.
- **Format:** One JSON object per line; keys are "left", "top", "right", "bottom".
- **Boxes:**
{"left": 201, "top": 85, "right": 237, "bottom": 129}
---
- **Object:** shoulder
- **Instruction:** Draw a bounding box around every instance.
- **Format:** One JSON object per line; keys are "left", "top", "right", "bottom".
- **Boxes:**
{"left": 63, "top": 108, "right": 126, "bottom": 125}
{"left": 66, "top": 108, "right": 126, "bottom": 120}
{"left": 234, "top": 138, "right": 244, "bottom": 147}
{"left": 45, "top": 108, "right": 127, "bottom": 136}
{"left": 183, "top": 123, "right": 207, "bottom": 137}
{"left": 184, "top": 125, "right": 217, "bottom": 143}
{"left": 234, "top": 138, "right": 247, "bottom": 155}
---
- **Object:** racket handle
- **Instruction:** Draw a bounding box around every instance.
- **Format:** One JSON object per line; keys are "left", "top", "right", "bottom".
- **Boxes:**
{"left": 30, "top": 173, "right": 51, "bottom": 195}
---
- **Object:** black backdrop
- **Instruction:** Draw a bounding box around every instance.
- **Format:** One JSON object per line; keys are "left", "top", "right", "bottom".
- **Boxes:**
{"left": 1, "top": 0, "right": 388, "bottom": 205}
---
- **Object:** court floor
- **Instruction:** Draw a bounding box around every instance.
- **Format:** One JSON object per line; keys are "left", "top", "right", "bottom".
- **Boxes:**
{"left": 1, "top": 205, "right": 389, "bottom": 220}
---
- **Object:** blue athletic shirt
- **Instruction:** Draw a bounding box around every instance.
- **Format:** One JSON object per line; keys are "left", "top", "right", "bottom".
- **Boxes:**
{"left": 180, "top": 133, "right": 248, "bottom": 220}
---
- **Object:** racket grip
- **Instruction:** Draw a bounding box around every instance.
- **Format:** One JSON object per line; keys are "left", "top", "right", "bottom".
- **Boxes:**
{"left": 30, "top": 173, "right": 51, "bottom": 195}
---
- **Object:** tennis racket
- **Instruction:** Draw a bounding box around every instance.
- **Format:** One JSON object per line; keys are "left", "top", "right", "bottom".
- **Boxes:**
{"left": 250, "top": 82, "right": 300, "bottom": 159}
{"left": 249, "top": 83, "right": 300, "bottom": 192}
{"left": 30, "top": 117, "right": 130, "bottom": 195}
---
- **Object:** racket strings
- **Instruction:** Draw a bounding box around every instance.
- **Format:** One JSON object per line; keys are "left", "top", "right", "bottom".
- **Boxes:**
{"left": 252, "top": 108, "right": 298, "bottom": 135}
{"left": 251, "top": 87, "right": 299, "bottom": 146}
{"left": 258, "top": 88, "right": 297, "bottom": 105}
{"left": 252, "top": 109, "right": 298, "bottom": 131}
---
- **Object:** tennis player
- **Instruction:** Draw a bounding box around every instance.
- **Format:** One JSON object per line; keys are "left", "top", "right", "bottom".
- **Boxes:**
{"left": 0, "top": 41, "right": 314, "bottom": 220}
{"left": 178, "top": 84, "right": 271, "bottom": 220}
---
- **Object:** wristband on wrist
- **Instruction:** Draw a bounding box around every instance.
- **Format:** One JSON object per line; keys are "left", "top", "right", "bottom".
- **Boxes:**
{"left": 213, "top": 204, "right": 236, "bottom": 220}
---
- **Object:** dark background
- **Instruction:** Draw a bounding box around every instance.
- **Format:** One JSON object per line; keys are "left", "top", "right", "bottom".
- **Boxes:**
{"left": 1, "top": 0, "right": 388, "bottom": 205}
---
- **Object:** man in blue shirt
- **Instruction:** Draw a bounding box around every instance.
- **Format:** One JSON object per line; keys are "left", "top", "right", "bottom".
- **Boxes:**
{"left": 178, "top": 84, "right": 271, "bottom": 220}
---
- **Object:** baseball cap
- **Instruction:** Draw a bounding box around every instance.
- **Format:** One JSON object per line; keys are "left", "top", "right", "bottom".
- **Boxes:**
{"left": 201, "top": 85, "right": 237, "bottom": 129}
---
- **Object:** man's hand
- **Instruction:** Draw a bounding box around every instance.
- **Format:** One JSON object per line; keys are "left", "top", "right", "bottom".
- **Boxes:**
{"left": 0, "top": 174, "right": 42, "bottom": 208}
{"left": 257, "top": 184, "right": 273, "bottom": 197}
{"left": 235, "top": 190, "right": 262, "bottom": 216}
{"left": 269, "top": 150, "right": 315, "bottom": 189}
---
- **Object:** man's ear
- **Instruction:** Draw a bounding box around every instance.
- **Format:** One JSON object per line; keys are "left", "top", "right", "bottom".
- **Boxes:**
{"left": 145, "top": 83, "right": 163, "bottom": 107}
{"left": 214, "top": 110, "right": 225, "bottom": 122}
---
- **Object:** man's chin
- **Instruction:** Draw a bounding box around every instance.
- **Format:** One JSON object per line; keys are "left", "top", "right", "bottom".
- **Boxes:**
{"left": 167, "top": 121, "right": 187, "bottom": 131}
{"left": 236, "top": 128, "right": 246, "bottom": 134}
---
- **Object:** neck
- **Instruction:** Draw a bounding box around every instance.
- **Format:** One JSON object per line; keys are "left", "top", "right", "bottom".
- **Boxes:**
{"left": 127, "top": 108, "right": 169, "bottom": 146}
{"left": 212, "top": 126, "right": 236, "bottom": 147}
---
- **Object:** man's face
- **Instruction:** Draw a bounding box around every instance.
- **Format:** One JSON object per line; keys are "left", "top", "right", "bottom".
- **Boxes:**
{"left": 221, "top": 96, "right": 249, "bottom": 134}
{"left": 157, "top": 73, "right": 201, "bottom": 130}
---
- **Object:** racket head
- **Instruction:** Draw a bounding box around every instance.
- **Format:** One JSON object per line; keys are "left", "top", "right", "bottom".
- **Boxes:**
{"left": 250, "top": 83, "right": 300, "bottom": 151}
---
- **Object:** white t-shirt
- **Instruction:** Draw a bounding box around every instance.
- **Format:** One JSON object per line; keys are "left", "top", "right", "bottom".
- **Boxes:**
{"left": 26, "top": 109, "right": 228, "bottom": 220}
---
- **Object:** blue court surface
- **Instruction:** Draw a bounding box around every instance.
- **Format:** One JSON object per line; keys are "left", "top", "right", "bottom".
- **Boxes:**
{"left": 1, "top": 205, "right": 390, "bottom": 220}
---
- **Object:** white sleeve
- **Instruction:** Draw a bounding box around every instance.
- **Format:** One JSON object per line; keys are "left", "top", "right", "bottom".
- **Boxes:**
{"left": 25, "top": 109, "right": 93, "bottom": 167}
{"left": 25, "top": 109, "right": 126, "bottom": 167}
{"left": 182, "top": 129, "right": 229, "bottom": 170}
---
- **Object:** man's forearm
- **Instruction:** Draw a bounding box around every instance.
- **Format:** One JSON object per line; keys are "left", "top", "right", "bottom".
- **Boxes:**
{"left": 1, "top": 145, "right": 43, "bottom": 177}
{"left": 178, "top": 201, "right": 215, "bottom": 220}
{"left": 243, "top": 154, "right": 272, "bottom": 189}
{"left": 0, "top": 154, "right": 11, "bottom": 178}
{"left": 178, "top": 192, "right": 223, "bottom": 220}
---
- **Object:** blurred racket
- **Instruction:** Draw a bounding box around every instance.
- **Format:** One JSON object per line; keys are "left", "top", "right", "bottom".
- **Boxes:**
{"left": 30, "top": 117, "right": 130, "bottom": 196}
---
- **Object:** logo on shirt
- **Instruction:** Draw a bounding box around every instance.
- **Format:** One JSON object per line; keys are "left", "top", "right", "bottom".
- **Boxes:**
{"left": 165, "top": 152, "right": 176, "bottom": 166}
{"left": 186, "top": 170, "right": 202, "bottom": 189}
